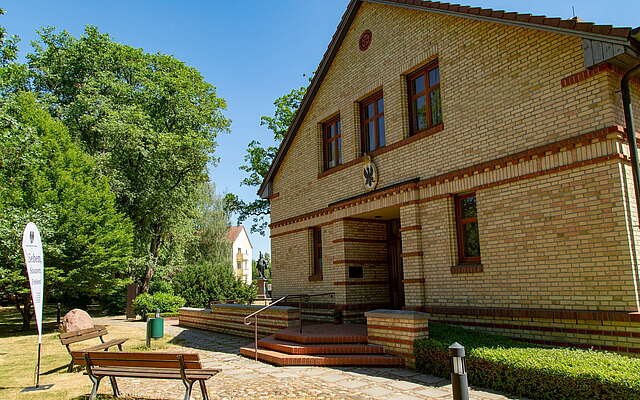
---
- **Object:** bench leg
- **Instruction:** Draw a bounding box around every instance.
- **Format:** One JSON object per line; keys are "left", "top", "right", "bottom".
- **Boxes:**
{"left": 67, "top": 360, "right": 74, "bottom": 373}
{"left": 182, "top": 379, "right": 194, "bottom": 400}
{"left": 88, "top": 376, "right": 103, "bottom": 400}
{"left": 199, "top": 380, "right": 209, "bottom": 400}
{"left": 109, "top": 376, "right": 121, "bottom": 397}
{"left": 117, "top": 343, "right": 123, "bottom": 351}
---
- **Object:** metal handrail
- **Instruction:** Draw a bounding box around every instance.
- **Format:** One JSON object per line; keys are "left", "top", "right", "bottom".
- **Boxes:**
{"left": 243, "top": 292, "right": 335, "bottom": 361}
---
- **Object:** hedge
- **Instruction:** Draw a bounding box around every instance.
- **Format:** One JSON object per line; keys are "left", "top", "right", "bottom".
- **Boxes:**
{"left": 415, "top": 322, "right": 640, "bottom": 400}
{"left": 133, "top": 292, "right": 185, "bottom": 319}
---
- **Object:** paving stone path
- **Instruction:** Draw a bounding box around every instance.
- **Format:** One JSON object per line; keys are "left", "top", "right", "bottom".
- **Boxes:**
{"left": 93, "top": 317, "right": 517, "bottom": 400}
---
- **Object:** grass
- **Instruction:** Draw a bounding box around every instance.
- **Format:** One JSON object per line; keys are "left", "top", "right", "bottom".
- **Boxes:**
{"left": 416, "top": 322, "right": 640, "bottom": 400}
{"left": 0, "top": 306, "right": 179, "bottom": 400}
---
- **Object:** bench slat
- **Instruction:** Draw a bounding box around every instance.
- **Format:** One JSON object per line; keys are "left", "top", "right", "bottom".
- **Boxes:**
{"left": 71, "top": 351, "right": 203, "bottom": 370}
{"left": 75, "top": 359, "right": 202, "bottom": 369}
{"left": 60, "top": 328, "right": 108, "bottom": 345}
{"left": 90, "top": 367, "right": 219, "bottom": 380}
{"left": 82, "top": 338, "right": 128, "bottom": 352}
{"left": 72, "top": 351, "right": 200, "bottom": 362}
{"left": 59, "top": 325, "right": 107, "bottom": 339}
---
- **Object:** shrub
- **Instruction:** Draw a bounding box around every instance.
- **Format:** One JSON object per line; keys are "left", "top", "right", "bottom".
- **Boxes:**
{"left": 415, "top": 323, "right": 640, "bottom": 400}
{"left": 133, "top": 292, "right": 185, "bottom": 319}
{"left": 172, "top": 262, "right": 256, "bottom": 308}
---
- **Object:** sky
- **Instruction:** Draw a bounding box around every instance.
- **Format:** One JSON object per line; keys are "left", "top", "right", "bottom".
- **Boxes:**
{"left": 3, "top": 0, "right": 639, "bottom": 257}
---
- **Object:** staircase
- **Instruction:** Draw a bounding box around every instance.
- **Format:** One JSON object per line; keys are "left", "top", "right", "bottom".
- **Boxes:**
{"left": 240, "top": 323, "right": 404, "bottom": 367}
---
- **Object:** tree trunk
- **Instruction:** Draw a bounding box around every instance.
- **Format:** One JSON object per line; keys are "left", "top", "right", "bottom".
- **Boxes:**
{"left": 16, "top": 297, "right": 33, "bottom": 331}
{"left": 140, "top": 228, "right": 163, "bottom": 293}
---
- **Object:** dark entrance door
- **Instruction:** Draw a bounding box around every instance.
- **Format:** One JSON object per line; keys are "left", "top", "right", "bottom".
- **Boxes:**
{"left": 387, "top": 219, "right": 405, "bottom": 309}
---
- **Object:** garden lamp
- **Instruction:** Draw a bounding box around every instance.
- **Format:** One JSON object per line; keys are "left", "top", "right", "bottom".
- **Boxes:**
{"left": 449, "top": 342, "right": 469, "bottom": 400}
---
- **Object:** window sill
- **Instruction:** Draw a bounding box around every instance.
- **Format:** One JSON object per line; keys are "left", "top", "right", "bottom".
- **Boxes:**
{"left": 308, "top": 275, "right": 323, "bottom": 282}
{"left": 450, "top": 264, "right": 483, "bottom": 274}
{"left": 318, "top": 163, "right": 348, "bottom": 179}
{"left": 409, "top": 124, "right": 444, "bottom": 140}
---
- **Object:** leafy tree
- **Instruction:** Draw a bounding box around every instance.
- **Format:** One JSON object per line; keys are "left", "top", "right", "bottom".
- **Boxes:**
{"left": 225, "top": 85, "right": 307, "bottom": 235}
{"left": 27, "top": 26, "right": 231, "bottom": 292}
{"left": 0, "top": 92, "right": 133, "bottom": 328}
{"left": 172, "top": 261, "right": 256, "bottom": 308}
{"left": 0, "top": 9, "right": 30, "bottom": 97}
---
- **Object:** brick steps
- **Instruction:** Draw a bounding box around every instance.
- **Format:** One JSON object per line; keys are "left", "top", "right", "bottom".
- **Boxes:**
{"left": 239, "top": 323, "right": 403, "bottom": 367}
{"left": 239, "top": 344, "right": 403, "bottom": 367}
{"left": 274, "top": 324, "right": 368, "bottom": 344}
{"left": 258, "top": 335, "right": 384, "bottom": 355}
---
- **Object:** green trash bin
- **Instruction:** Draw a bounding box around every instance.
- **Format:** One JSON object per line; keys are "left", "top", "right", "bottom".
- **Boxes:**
{"left": 147, "top": 317, "right": 164, "bottom": 339}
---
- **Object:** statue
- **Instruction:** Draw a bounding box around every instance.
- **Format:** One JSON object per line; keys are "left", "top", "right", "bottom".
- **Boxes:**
{"left": 256, "top": 252, "right": 268, "bottom": 280}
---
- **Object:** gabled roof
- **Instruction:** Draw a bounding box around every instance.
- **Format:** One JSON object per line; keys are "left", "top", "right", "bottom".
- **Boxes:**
{"left": 227, "top": 226, "right": 251, "bottom": 248}
{"left": 258, "top": 0, "right": 639, "bottom": 198}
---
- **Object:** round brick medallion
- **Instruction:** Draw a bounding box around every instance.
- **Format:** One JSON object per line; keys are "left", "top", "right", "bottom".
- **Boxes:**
{"left": 359, "top": 30, "right": 372, "bottom": 51}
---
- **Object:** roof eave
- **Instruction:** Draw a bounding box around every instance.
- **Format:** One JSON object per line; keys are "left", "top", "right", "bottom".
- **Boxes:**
{"left": 258, "top": 0, "right": 362, "bottom": 199}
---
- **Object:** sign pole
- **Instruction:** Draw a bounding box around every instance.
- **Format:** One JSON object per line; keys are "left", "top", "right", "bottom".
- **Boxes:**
{"left": 21, "top": 222, "right": 53, "bottom": 392}
{"left": 35, "top": 342, "right": 41, "bottom": 387}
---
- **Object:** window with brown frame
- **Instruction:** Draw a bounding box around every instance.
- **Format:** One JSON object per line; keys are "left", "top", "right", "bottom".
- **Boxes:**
{"left": 311, "top": 227, "right": 323, "bottom": 279}
{"left": 407, "top": 61, "right": 442, "bottom": 135}
{"left": 323, "top": 117, "right": 342, "bottom": 171}
{"left": 455, "top": 193, "right": 481, "bottom": 264}
{"left": 360, "top": 92, "right": 385, "bottom": 154}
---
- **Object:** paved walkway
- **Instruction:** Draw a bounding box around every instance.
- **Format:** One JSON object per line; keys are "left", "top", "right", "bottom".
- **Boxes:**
{"left": 94, "top": 317, "right": 517, "bottom": 400}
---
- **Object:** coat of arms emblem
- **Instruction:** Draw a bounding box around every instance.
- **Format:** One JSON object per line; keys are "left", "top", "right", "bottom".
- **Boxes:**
{"left": 362, "top": 156, "right": 378, "bottom": 191}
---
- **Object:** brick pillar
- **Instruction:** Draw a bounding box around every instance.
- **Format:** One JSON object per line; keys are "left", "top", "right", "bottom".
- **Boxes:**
{"left": 327, "top": 219, "right": 348, "bottom": 307}
{"left": 399, "top": 203, "right": 425, "bottom": 308}
{"left": 365, "top": 309, "right": 429, "bottom": 368}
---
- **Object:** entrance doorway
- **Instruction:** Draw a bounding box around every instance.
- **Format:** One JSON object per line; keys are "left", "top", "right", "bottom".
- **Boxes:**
{"left": 387, "top": 219, "right": 405, "bottom": 309}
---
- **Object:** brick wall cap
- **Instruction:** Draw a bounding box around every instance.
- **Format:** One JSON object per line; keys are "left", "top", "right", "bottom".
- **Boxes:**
{"left": 179, "top": 307, "right": 211, "bottom": 312}
{"left": 365, "top": 309, "right": 429, "bottom": 320}
{"left": 212, "top": 303, "right": 299, "bottom": 312}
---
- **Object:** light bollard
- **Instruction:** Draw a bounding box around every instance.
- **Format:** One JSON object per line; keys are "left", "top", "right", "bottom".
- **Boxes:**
{"left": 449, "top": 342, "right": 469, "bottom": 400}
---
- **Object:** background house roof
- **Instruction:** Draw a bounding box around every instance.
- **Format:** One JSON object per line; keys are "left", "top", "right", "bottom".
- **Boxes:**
{"left": 227, "top": 226, "right": 252, "bottom": 248}
{"left": 258, "top": 0, "right": 639, "bottom": 198}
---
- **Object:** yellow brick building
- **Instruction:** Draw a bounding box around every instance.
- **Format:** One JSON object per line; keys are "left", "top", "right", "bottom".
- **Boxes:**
{"left": 259, "top": 0, "right": 640, "bottom": 352}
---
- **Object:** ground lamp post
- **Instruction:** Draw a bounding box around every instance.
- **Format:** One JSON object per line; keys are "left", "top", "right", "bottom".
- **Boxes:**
{"left": 449, "top": 342, "right": 469, "bottom": 400}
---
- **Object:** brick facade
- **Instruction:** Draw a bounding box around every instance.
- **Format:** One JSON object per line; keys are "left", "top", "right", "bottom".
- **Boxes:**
{"left": 267, "top": 1, "right": 640, "bottom": 352}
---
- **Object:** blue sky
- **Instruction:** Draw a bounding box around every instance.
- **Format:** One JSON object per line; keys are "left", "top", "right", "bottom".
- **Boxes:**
{"left": 3, "top": 0, "right": 638, "bottom": 257}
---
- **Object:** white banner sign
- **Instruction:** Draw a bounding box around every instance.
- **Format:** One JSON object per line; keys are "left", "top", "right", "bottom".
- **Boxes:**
{"left": 22, "top": 222, "right": 44, "bottom": 343}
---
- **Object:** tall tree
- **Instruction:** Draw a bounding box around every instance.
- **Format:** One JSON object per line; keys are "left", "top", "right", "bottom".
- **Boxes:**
{"left": 27, "top": 26, "right": 231, "bottom": 291}
{"left": 0, "top": 92, "right": 133, "bottom": 328}
{"left": 225, "top": 85, "right": 306, "bottom": 235}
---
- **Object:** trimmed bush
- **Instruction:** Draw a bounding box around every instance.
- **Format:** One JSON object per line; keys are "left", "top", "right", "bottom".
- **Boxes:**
{"left": 415, "top": 322, "right": 640, "bottom": 400}
{"left": 133, "top": 292, "right": 185, "bottom": 319}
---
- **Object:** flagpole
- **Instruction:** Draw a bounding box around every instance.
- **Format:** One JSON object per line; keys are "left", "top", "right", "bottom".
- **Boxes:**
{"left": 35, "top": 341, "right": 41, "bottom": 387}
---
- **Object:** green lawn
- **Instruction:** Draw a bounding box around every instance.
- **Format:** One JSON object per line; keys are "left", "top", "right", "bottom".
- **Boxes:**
{"left": 0, "top": 306, "right": 178, "bottom": 400}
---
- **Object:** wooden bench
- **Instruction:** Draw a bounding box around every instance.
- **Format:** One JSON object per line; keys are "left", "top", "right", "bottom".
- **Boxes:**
{"left": 71, "top": 351, "right": 219, "bottom": 400}
{"left": 59, "top": 325, "right": 128, "bottom": 371}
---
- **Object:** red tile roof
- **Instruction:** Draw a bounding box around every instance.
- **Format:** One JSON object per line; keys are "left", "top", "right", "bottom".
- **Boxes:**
{"left": 227, "top": 226, "right": 245, "bottom": 243}
{"left": 389, "top": 0, "right": 632, "bottom": 38}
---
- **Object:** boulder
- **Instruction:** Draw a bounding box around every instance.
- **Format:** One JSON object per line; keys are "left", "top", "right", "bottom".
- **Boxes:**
{"left": 61, "top": 309, "right": 93, "bottom": 332}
